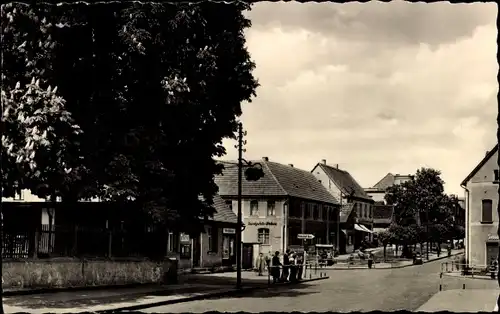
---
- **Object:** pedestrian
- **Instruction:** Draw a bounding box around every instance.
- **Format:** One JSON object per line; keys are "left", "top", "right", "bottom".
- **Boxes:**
{"left": 367, "top": 252, "right": 374, "bottom": 269}
{"left": 281, "top": 249, "right": 290, "bottom": 282}
{"left": 256, "top": 253, "right": 265, "bottom": 276}
{"left": 289, "top": 252, "right": 298, "bottom": 282}
{"left": 296, "top": 252, "right": 304, "bottom": 281}
{"left": 271, "top": 251, "right": 282, "bottom": 283}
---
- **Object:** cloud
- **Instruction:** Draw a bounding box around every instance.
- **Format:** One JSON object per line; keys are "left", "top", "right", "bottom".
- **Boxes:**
{"left": 224, "top": 2, "right": 498, "bottom": 195}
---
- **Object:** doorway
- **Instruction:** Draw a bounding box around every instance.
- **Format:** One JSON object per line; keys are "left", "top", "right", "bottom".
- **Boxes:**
{"left": 242, "top": 243, "right": 253, "bottom": 270}
{"left": 192, "top": 236, "right": 201, "bottom": 267}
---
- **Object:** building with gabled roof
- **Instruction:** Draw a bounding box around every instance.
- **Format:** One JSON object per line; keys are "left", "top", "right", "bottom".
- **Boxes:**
{"left": 311, "top": 159, "right": 374, "bottom": 253}
{"left": 216, "top": 157, "right": 340, "bottom": 268}
{"left": 365, "top": 173, "right": 414, "bottom": 204}
{"left": 461, "top": 144, "right": 499, "bottom": 266}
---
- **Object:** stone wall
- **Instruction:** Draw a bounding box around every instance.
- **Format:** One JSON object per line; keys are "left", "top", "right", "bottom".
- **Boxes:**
{"left": 3, "top": 258, "right": 162, "bottom": 290}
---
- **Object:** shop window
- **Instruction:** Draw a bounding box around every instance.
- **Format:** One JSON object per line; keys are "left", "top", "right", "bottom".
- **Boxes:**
{"left": 482, "top": 199, "right": 493, "bottom": 223}
{"left": 180, "top": 244, "right": 191, "bottom": 259}
{"left": 258, "top": 228, "right": 270, "bottom": 245}
{"left": 267, "top": 201, "right": 276, "bottom": 216}
{"left": 250, "top": 200, "right": 259, "bottom": 216}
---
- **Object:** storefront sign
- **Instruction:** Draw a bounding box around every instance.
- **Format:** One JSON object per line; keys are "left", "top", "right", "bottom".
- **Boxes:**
{"left": 180, "top": 233, "right": 190, "bottom": 244}
{"left": 488, "top": 234, "right": 499, "bottom": 241}
{"left": 248, "top": 221, "right": 277, "bottom": 226}
{"left": 223, "top": 228, "right": 236, "bottom": 234}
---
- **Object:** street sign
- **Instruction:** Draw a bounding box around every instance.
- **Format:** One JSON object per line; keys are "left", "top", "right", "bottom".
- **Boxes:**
{"left": 297, "top": 234, "right": 315, "bottom": 240}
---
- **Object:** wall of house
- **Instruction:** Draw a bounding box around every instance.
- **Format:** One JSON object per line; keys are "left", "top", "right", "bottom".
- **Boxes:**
{"left": 466, "top": 150, "right": 499, "bottom": 266}
{"left": 228, "top": 199, "right": 286, "bottom": 255}
{"left": 312, "top": 166, "right": 342, "bottom": 202}
{"left": 197, "top": 226, "right": 225, "bottom": 268}
{"left": 366, "top": 191, "right": 385, "bottom": 204}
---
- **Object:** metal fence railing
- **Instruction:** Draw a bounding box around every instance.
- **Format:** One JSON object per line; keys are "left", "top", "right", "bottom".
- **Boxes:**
{"left": 266, "top": 263, "right": 327, "bottom": 286}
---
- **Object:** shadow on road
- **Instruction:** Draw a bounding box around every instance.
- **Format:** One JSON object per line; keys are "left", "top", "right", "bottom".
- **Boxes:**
{"left": 3, "top": 274, "right": 322, "bottom": 310}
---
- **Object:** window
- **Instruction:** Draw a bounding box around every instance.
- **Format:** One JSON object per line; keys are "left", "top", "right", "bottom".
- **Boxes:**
{"left": 482, "top": 199, "right": 493, "bottom": 223}
{"left": 495, "top": 170, "right": 499, "bottom": 182}
{"left": 250, "top": 200, "right": 258, "bottom": 216}
{"left": 289, "top": 202, "right": 301, "bottom": 217}
{"left": 258, "top": 228, "right": 270, "bottom": 245}
{"left": 312, "top": 204, "right": 319, "bottom": 220}
{"left": 267, "top": 201, "right": 276, "bottom": 216}
{"left": 305, "top": 204, "right": 313, "bottom": 219}
{"left": 168, "top": 232, "right": 178, "bottom": 252}
{"left": 207, "top": 226, "right": 218, "bottom": 252}
{"left": 318, "top": 205, "right": 323, "bottom": 220}
{"left": 180, "top": 244, "right": 191, "bottom": 259}
{"left": 225, "top": 200, "right": 233, "bottom": 211}
{"left": 299, "top": 202, "right": 305, "bottom": 218}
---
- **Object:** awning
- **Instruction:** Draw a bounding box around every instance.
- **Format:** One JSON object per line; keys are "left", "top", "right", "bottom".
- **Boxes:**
{"left": 359, "top": 224, "right": 373, "bottom": 234}
{"left": 354, "top": 224, "right": 373, "bottom": 233}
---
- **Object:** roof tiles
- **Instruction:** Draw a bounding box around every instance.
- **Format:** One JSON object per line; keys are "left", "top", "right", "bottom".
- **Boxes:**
{"left": 216, "top": 160, "right": 339, "bottom": 205}
{"left": 317, "top": 164, "right": 371, "bottom": 202}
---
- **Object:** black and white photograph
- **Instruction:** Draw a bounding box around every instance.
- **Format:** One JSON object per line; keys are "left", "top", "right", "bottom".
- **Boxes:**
{"left": 0, "top": 1, "right": 498, "bottom": 313}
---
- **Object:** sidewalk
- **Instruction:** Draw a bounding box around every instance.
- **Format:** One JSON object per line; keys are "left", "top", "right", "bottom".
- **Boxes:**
{"left": 415, "top": 289, "right": 497, "bottom": 312}
{"left": 326, "top": 249, "right": 463, "bottom": 270}
{"left": 3, "top": 271, "right": 327, "bottom": 313}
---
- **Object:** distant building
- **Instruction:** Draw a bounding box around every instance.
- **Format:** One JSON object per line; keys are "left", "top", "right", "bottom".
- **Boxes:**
{"left": 311, "top": 160, "right": 374, "bottom": 253}
{"left": 461, "top": 144, "right": 499, "bottom": 266}
{"left": 365, "top": 173, "right": 413, "bottom": 204}
{"left": 216, "top": 157, "right": 340, "bottom": 268}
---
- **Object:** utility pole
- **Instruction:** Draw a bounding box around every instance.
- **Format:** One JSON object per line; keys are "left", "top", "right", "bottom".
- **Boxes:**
{"left": 236, "top": 123, "right": 245, "bottom": 290}
{"left": 337, "top": 193, "right": 341, "bottom": 253}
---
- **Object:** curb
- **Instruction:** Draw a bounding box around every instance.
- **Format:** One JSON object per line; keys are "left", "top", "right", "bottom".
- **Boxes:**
{"left": 97, "top": 276, "right": 329, "bottom": 312}
{"left": 3, "top": 282, "right": 161, "bottom": 297}
{"left": 325, "top": 252, "right": 464, "bottom": 270}
{"left": 441, "top": 272, "right": 496, "bottom": 281}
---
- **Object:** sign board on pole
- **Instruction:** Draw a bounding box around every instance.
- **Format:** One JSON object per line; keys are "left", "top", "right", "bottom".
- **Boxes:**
{"left": 297, "top": 234, "right": 315, "bottom": 240}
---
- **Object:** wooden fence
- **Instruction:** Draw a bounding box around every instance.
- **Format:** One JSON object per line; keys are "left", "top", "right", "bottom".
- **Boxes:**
{"left": 2, "top": 224, "right": 168, "bottom": 260}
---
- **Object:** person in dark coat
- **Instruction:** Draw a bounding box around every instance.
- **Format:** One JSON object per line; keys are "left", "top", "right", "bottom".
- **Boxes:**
{"left": 271, "top": 251, "right": 282, "bottom": 283}
{"left": 296, "top": 252, "right": 304, "bottom": 281}
{"left": 281, "top": 249, "right": 290, "bottom": 282}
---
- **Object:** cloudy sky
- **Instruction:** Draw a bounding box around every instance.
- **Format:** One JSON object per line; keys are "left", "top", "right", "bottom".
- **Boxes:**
{"left": 222, "top": 2, "right": 498, "bottom": 196}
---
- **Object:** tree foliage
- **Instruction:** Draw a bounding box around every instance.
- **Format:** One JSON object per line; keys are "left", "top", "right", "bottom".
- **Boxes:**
{"left": 1, "top": 2, "right": 258, "bottom": 234}
{"left": 384, "top": 168, "right": 458, "bottom": 246}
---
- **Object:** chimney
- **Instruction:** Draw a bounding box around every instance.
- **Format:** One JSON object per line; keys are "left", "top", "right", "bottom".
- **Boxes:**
{"left": 262, "top": 157, "right": 269, "bottom": 161}
{"left": 288, "top": 164, "right": 294, "bottom": 167}
{"left": 335, "top": 164, "right": 339, "bottom": 169}
{"left": 321, "top": 159, "right": 326, "bottom": 165}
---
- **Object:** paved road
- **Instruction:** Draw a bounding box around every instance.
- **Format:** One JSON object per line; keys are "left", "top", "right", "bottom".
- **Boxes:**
{"left": 140, "top": 256, "right": 498, "bottom": 312}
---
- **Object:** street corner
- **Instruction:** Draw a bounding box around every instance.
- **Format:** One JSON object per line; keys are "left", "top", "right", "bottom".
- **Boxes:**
{"left": 415, "top": 289, "right": 498, "bottom": 312}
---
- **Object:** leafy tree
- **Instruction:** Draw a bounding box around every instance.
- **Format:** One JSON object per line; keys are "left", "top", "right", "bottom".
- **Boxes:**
{"left": 385, "top": 168, "right": 456, "bottom": 256}
{"left": 1, "top": 2, "right": 258, "bottom": 235}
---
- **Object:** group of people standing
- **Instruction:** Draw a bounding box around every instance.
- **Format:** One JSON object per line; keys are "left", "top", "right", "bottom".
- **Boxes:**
{"left": 269, "top": 249, "right": 304, "bottom": 283}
